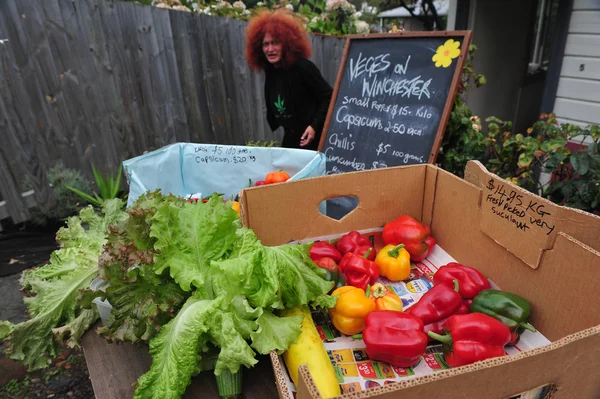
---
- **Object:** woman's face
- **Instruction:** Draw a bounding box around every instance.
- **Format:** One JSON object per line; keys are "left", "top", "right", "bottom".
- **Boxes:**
{"left": 262, "top": 33, "right": 283, "bottom": 65}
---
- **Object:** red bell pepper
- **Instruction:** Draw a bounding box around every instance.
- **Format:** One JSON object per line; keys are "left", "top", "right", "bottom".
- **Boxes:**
{"left": 315, "top": 257, "right": 346, "bottom": 292}
{"left": 433, "top": 263, "right": 491, "bottom": 299}
{"left": 427, "top": 313, "right": 512, "bottom": 367}
{"left": 360, "top": 311, "right": 428, "bottom": 368}
{"left": 336, "top": 231, "right": 376, "bottom": 260}
{"left": 339, "top": 249, "right": 379, "bottom": 291}
{"left": 382, "top": 215, "right": 436, "bottom": 261}
{"left": 405, "top": 280, "right": 463, "bottom": 336}
{"left": 309, "top": 241, "right": 343, "bottom": 263}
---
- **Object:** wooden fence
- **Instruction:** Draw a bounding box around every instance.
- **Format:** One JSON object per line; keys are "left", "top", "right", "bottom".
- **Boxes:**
{"left": 0, "top": 0, "right": 345, "bottom": 225}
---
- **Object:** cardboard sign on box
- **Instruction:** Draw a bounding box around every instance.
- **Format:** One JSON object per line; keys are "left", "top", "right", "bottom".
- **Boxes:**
{"left": 239, "top": 161, "right": 600, "bottom": 399}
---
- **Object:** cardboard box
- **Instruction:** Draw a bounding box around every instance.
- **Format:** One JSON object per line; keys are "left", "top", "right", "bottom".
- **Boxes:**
{"left": 239, "top": 161, "right": 600, "bottom": 399}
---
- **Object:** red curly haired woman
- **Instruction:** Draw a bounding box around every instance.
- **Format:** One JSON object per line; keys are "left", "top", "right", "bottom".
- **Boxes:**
{"left": 245, "top": 10, "right": 333, "bottom": 150}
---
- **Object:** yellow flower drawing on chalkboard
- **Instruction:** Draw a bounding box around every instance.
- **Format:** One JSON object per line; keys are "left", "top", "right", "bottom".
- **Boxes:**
{"left": 432, "top": 39, "right": 461, "bottom": 68}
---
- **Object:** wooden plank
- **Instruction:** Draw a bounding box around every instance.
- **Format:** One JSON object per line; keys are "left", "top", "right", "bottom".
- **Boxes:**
{"left": 151, "top": 6, "right": 189, "bottom": 144}
{"left": 199, "top": 14, "right": 229, "bottom": 144}
{"left": 168, "top": 9, "right": 203, "bottom": 144}
{"left": 569, "top": 11, "right": 600, "bottom": 34}
{"left": 554, "top": 97, "right": 600, "bottom": 124}
{"left": 74, "top": 0, "right": 122, "bottom": 173}
{"left": 556, "top": 76, "right": 600, "bottom": 102}
{"left": 560, "top": 55, "right": 600, "bottom": 80}
{"left": 56, "top": 0, "right": 108, "bottom": 174}
{"left": 1, "top": 0, "right": 55, "bottom": 213}
{"left": 186, "top": 12, "right": 217, "bottom": 144}
{"left": 573, "top": 0, "right": 600, "bottom": 10}
{"left": 564, "top": 33, "right": 600, "bottom": 57}
{"left": 224, "top": 18, "right": 254, "bottom": 145}
{"left": 0, "top": 6, "right": 30, "bottom": 224}
{"left": 114, "top": 1, "right": 152, "bottom": 156}
{"left": 81, "top": 327, "right": 280, "bottom": 399}
{"left": 39, "top": 0, "right": 78, "bottom": 164}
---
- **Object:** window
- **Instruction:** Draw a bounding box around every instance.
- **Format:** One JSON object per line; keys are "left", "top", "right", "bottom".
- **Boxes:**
{"left": 528, "top": 0, "right": 560, "bottom": 75}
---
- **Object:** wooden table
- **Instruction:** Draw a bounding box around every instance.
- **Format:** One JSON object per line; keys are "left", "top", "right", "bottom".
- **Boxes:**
{"left": 81, "top": 325, "right": 280, "bottom": 399}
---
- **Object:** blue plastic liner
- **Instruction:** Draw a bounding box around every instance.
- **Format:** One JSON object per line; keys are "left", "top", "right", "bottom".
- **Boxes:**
{"left": 122, "top": 143, "right": 326, "bottom": 207}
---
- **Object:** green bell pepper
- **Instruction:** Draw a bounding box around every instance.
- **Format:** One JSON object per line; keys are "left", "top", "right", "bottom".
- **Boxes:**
{"left": 469, "top": 289, "right": 536, "bottom": 339}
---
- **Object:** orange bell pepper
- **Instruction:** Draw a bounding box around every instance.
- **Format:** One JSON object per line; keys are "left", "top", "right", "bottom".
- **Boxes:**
{"left": 265, "top": 171, "right": 290, "bottom": 184}
{"left": 231, "top": 201, "right": 240, "bottom": 217}
{"left": 369, "top": 283, "right": 403, "bottom": 312}
{"left": 374, "top": 244, "right": 411, "bottom": 281}
{"left": 329, "top": 286, "right": 376, "bottom": 335}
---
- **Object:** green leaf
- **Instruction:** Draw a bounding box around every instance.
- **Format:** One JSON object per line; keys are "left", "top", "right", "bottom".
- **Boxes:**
{"left": 3, "top": 201, "right": 126, "bottom": 370}
{"left": 588, "top": 142, "right": 598, "bottom": 155}
{"left": 209, "top": 228, "right": 333, "bottom": 310}
{"left": 151, "top": 195, "right": 240, "bottom": 291}
{"left": 250, "top": 312, "right": 302, "bottom": 355}
{"left": 541, "top": 137, "right": 567, "bottom": 152}
{"left": 571, "top": 153, "right": 590, "bottom": 175}
{"left": 52, "top": 307, "right": 99, "bottom": 349}
{"left": 518, "top": 152, "right": 533, "bottom": 168}
{"left": 133, "top": 295, "right": 222, "bottom": 399}
{"left": 311, "top": 294, "right": 338, "bottom": 309}
{"left": 590, "top": 125, "right": 600, "bottom": 140}
{"left": 0, "top": 321, "right": 13, "bottom": 339}
{"left": 209, "top": 310, "right": 259, "bottom": 376}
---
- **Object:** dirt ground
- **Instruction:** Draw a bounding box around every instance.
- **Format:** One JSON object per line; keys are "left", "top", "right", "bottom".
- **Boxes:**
{"left": 0, "top": 224, "right": 95, "bottom": 399}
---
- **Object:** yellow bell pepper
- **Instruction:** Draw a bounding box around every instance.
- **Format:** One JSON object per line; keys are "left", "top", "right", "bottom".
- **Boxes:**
{"left": 369, "top": 283, "right": 403, "bottom": 312}
{"left": 231, "top": 201, "right": 240, "bottom": 217}
{"left": 374, "top": 244, "right": 411, "bottom": 281}
{"left": 328, "top": 286, "right": 376, "bottom": 335}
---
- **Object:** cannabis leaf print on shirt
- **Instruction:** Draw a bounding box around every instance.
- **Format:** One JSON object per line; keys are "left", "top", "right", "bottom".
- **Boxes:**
{"left": 274, "top": 95, "right": 286, "bottom": 115}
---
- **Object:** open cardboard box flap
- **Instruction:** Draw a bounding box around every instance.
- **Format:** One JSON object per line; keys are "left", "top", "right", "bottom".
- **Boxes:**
{"left": 239, "top": 161, "right": 600, "bottom": 399}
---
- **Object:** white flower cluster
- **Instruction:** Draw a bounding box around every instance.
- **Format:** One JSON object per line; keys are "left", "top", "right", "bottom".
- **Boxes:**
{"left": 153, "top": 0, "right": 191, "bottom": 11}
{"left": 325, "top": 0, "right": 355, "bottom": 14}
{"left": 354, "top": 20, "right": 369, "bottom": 34}
{"left": 285, "top": 3, "right": 294, "bottom": 10}
{"left": 232, "top": 1, "right": 246, "bottom": 9}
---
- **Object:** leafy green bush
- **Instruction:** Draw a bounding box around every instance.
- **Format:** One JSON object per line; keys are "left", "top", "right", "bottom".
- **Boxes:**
{"left": 23, "top": 163, "right": 93, "bottom": 225}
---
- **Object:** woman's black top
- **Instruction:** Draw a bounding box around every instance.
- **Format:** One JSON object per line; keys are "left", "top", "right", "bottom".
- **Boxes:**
{"left": 264, "top": 58, "right": 333, "bottom": 150}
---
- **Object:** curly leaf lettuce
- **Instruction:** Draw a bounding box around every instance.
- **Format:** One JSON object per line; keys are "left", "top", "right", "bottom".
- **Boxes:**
{"left": 151, "top": 196, "right": 240, "bottom": 291}
{"left": 250, "top": 312, "right": 302, "bottom": 355}
{"left": 0, "top": 321, "right": 13, "bottom": 340}
{"left": 97, "top": 207, "right": 189, "bottom": 342}
{"left": 133, "top": 293, "right": 303, "bottom": 399}
{"left": 1, "top": 199, "right": 126, "bottom": 370}
{"left": 133, "top": 294, "right": 222, "bottom": 399}
{"left": 210, "top": 228, "right": 333, "bottom": 310}
{"left": 52, "top": 307, "right": 99, "bottom": 348}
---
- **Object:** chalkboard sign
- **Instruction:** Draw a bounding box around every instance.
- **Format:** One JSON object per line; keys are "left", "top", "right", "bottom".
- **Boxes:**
{"left": 318, "top": 32, "right": 471, "bottom": 175}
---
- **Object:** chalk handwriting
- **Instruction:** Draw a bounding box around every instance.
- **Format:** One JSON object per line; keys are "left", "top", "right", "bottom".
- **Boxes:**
{"left": 362, "top": 75, "right": 432, "bottom": 100}
{"left": 349, "top": 53, "right": 392, "bottom": 82}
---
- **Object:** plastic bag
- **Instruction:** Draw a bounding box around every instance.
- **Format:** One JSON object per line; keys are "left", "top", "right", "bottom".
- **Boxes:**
{"left": 123, "top": 143, "right": 326, "bottom": 207}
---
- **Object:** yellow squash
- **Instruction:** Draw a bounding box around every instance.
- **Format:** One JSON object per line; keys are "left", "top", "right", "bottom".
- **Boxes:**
{"left": 280, "top": 305, "right": 341, "bottom": 398}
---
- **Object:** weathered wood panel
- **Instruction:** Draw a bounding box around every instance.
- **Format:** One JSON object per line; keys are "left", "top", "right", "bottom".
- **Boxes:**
{"left": 0, "top": 0, "right": 345, "bottom": 224}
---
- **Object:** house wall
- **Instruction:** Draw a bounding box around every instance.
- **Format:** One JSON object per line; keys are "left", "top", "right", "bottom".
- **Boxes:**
{"left": 463, "top": 0, "right": 538, "bottom": 126}
{"left": 553, "top": 0, "right": 600, "bottom": 126}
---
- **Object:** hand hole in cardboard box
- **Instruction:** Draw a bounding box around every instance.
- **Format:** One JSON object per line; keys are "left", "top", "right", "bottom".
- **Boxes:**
{"left": 320, "top": 196, "right": 359, "bottom": 220}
